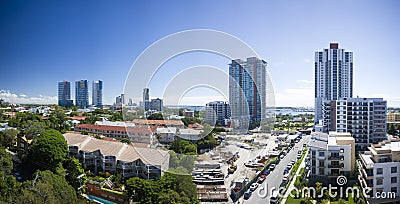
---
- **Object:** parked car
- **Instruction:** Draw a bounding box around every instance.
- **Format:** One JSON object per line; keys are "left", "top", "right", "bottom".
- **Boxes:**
{"left": 269, "top": 164, "right": 276, "bottom": 170}
{"left": 297, "top": 154, "right": 302, "bottom": 159}
{"left": 244, "top": 189, "right": 252, "bottom": 199}
{"left": 257, "top": 175, "right": 266, "bottom": 183}
{"left": 250, "top": 183, "right": 259, "bottom": 191}
{"left": 262, "top": 169, "right": 270, "bottom": 176}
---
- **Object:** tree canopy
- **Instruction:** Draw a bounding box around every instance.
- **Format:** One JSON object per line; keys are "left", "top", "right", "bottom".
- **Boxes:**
{"left": 125, "top": 172, "right": 199, "bottom": 204}
{"left": 16, "top": 170, "right": 78, "bottom": 204}
{"left": 28, "top": 129, "right": 68, "bottom": 171}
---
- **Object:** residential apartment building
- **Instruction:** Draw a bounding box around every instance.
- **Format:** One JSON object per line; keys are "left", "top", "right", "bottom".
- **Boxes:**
{"left": 205, "top": 101, "right": 231, "bottom": 126}
{"left": 387, "top": 112, "right": 400, "bottom": 123}
{"left": 75, "top": 80, "right": 89, "bottom": 108}
{"left": 307, "top": 132, "right": 355, "bottom": 183}
{"left": 64, "top": 133, "right": 169, "bottom": 179}
{"left": 229, "top": 57, "right": 267, "bottom": 129}
{"left": 92, "top": 80, "right": 103, "bottom": 107}
{"left": 74, "top": 123, "right": 155, "bottom": 145}
{"left": 358, "top": 139, "right": 400, "bottom": 203}
{"left": 58, "top": 80, "right": 73, "bottom": 107}
{"left": 150, "top": 98, "right": 163, "bottom": 112}
{"left": 315, "top": 43, "right": 353, "bottom": 123}
{"left": 323, "top": 97, "right": 387, "bottom": 148}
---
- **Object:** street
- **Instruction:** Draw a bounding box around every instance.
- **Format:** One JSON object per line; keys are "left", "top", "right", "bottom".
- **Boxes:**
{"left": 244, "top": 135, "right": 310, "bottom": 204}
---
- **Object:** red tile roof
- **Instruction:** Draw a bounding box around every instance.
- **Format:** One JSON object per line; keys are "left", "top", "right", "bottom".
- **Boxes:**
{"left": 76, "top": 124, "right": 155, "bottom": 133}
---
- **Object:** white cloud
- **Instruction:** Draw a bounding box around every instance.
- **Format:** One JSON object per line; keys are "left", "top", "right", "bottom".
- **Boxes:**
{"left": 0, "top": 90, "right": 57, "bottom": 105}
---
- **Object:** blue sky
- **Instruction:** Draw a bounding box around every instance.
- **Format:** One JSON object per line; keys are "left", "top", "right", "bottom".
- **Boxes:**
{"left": 0, "top": 0, "right": 399, "bottom": 107}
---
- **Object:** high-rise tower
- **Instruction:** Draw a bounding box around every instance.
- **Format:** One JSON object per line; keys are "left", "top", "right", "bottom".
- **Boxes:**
{"left": 92, "top": 80, "right": 103, "bottom": 107}
{"left": 75, "top": 80, "right": 89, "bottom": 108}
{"left": 315, "top": 43, "right": 353, "bottom": 122}
{"left": 229, "top": 57, "right": 267, "bottom": 129}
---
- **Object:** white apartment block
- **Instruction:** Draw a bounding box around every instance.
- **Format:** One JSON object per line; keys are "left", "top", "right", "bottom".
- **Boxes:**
{"left": 307, "top": 132, "right": 355, "bottom": 182}
{"left": 64, "top": 133, "right": 169, "bottom": 180}
{"left": 323, "top": 97, "right": 387, "bottom": 148}
{"left": 205, "top": 101, "right": 231, "bottom": 126}
{"left": 358, "top": 139, "right": 400, "bottom": 203}
{"left": 315, "top": 43, "right": 353, "bottom": 123}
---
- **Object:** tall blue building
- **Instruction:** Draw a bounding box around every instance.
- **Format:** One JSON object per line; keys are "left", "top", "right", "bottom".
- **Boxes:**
{"left": 92, "top": 80, "right": 103, "bottom": 107}
{"left": 229, "top": 57, "right": 267, "bottom": 129}
{"left": 75, "top": 80, "right": 89, "bottom": 108}
{"left": 58, "top": 80, "right": 73, "bottom": 107}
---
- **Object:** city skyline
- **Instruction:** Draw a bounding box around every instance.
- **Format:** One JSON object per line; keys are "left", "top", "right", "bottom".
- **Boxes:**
{"left": 0, "top": 1, "right": 399, "bottom": 107}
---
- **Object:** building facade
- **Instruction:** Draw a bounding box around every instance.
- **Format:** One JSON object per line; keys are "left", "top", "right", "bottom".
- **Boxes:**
{"left": 75, "top": 80, "right": 89, "bottom": 108}
{"left": 307, "top": 132, "right": 355, "bottom": 183}
{"left": 229, "top": 57, "right": 267, "bottom": 129}
{"left": 74, "top": 123, "right": 155, "bottom": 145}
{"left": 58, "top": 80, "right": 73, "bottom": 107}
{"left": 92, "top": 80, "right": 103, "bottom": 107}
{"left": 323, "top": 97, "right": 387, "bottom": 148}
{"left": 387, "top": 112, "right": 400, "bottom": 123}
{"left": 205, "top": 101, "right": 231, "bottom": 126}
{"left": 143, "top": 88, "right": 150, "bottom": 111}
{"left": 315, "top": 43, "right": 353, "bottom": 123}
{"left": 358, "top": 139, "right": 400, "bottom": 203}
{"left": 150, "top": 98, "right": 163, "bottom": 111}
{"left": 64, "top": 133, "right": 169, "bottom": 179}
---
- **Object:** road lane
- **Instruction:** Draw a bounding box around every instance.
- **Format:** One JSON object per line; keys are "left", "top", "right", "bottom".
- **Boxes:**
{"left": 244, "top": 135, "right": 310, "bottom": 204}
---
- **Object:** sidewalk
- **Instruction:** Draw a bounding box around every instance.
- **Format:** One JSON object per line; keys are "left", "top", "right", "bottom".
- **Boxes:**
{"left": 280, "top": 149, "right": 308, "bottom": 204}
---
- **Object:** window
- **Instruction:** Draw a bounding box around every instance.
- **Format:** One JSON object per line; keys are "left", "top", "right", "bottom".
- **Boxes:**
{"left": 391, "top": 187, "right": 397, "bottom": 193}
{"left": 376, "top": 178, "right": 383, "bottom": 185}
{"left": 391, "top": 166, "right": 397, "bottom": 174}
{"left": 377, "top": 168, "right": 383, "bottom": 175}
{"left": 319, "top": 152, "right": 325, "bottom": 157}
{"left": 391, "top": 177, "right": 397, "bottom": 184}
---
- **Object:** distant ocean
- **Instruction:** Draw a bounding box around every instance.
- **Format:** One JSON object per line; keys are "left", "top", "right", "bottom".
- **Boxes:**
{"left": 165, "top": 106, "right": 314, "bottom": 115}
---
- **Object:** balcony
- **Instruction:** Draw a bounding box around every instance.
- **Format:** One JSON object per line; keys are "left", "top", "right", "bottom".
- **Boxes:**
{"left": 328, "top": 155, "right": 344, "bottom": 160}
{"left": 328, "top": 163, "right": 344, "bottom": 168}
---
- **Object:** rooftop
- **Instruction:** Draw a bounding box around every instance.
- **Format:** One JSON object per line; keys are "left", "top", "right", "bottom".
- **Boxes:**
{"left": 64, "top": 133, "right": 169, "bottom": 166}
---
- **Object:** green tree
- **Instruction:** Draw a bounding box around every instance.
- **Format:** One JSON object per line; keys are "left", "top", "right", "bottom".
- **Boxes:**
{"left": 147, "top": 113, "right": 164, "bottom": 120}
{"left": 157, "top": 189, "right": 181, "bottom": 204}
{"left": 388, "top": 124, "right": 397, "bottom": 136}
{"left": 15, "top": 170, "right": 78, "bottom": 204}
{"left": 63, "top": 157, "right": 85, "bottom": 191}
{"left": 0, "top": 128, "right": 19, "bottom": 147}
{"left": 28, "top": 129, "right": 68, "bottom": 171}
{"left": 120, "top": 138, "right": 132, "bottom": 144}
{"left": 126, "top": 177, "right": 157, "bottom": 203}
{"left": 0, "top": 145, "right": 13, "bottom": 174}
{"left": 23, "top": 120, "right": 46, "bottom": 140}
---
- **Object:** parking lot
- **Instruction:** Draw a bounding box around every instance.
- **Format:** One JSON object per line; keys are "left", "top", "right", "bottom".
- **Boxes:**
{"left": 197, "top": 133, "right": 279, "bottom": 203}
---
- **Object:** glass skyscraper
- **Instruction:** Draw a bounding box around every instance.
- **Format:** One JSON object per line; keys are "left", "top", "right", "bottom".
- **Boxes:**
{"left": 92, "top": 80, "right": 103, "bottom": 107}
{"left": 58, "top": 80, "right": 73, "bottom": 107}
{"left": 75, "top": 80, "right": 89, "bottom": 108}
{"left": 229, "top": 57, "right": 267, "bottom": 130}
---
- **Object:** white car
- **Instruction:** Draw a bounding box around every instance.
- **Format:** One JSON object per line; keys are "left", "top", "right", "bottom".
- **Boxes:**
{"left": 250, "top": 183, "right": 259, "bottom": 191}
